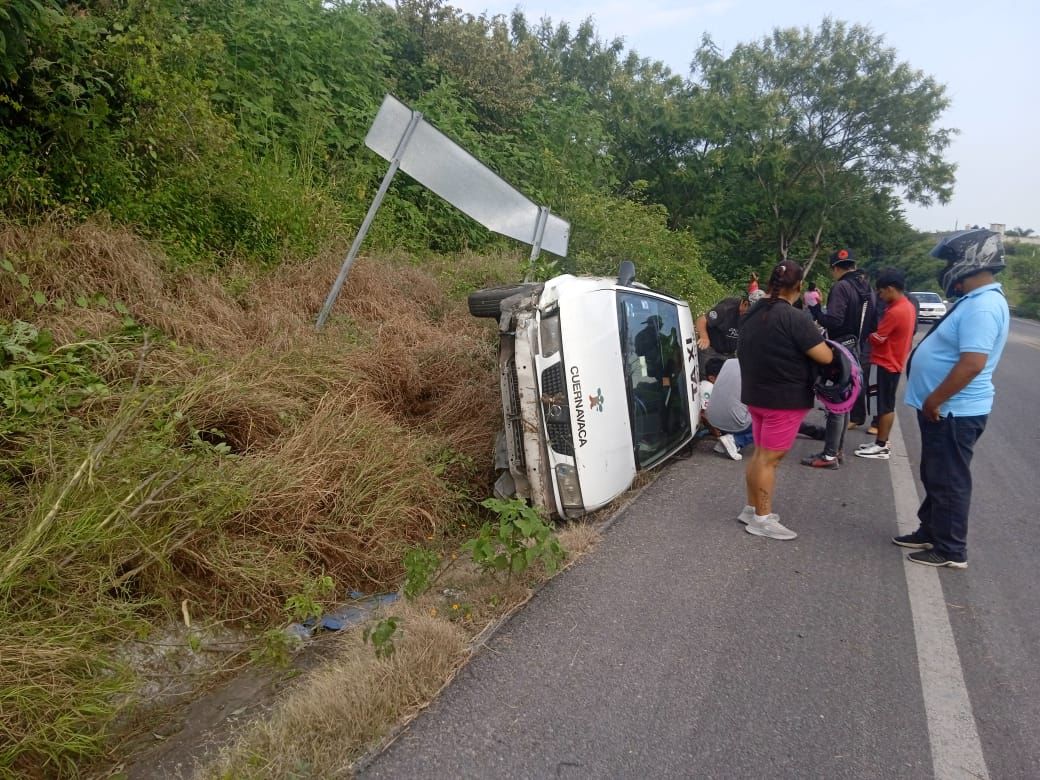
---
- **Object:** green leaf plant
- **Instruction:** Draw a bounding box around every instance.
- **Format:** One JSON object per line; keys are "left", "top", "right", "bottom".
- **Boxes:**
{"left": 463, "top": 497, "right": 565, "bottom": 579}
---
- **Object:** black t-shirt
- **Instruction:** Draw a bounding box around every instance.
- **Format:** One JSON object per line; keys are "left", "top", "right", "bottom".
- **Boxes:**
{"left": 705, "top": 297, "right": 743, "bottom": 355}
{"left": 737, "top": 299, "right": 825, "bottom": 409}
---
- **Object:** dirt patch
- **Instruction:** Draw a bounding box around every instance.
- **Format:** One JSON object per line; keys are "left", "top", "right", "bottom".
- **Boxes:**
{"left": 118, "top": 631, "right": 348, "bottom": 779}
{"left": 109, "top": 511, "right": 609, "bottom": 779}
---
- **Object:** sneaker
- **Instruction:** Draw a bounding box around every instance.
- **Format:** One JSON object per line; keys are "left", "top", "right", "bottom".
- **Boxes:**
{"left": 907, "top": 549, "right": 967, "bottom": 569}
{"left": 800, "top": 452, "right": 838, "bottom": 469}
{"left": 855, "top": 443, "right": 890, "bottom": 459}
{"left": 714, "top": 433, "right": 742, "bottom": 460}
{"left": 745, "top": 514, "right": 798, "bottom": 541}
{"left": 736, "top": 505, "right": 755, "bottom": 525}
{"left": 892, "top": 530, "right": 933, "bottom": 550}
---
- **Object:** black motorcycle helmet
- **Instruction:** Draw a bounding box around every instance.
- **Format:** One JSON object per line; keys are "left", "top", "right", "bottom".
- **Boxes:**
{"left": 931, "top": 228, "right": 1006, "bottom": 298}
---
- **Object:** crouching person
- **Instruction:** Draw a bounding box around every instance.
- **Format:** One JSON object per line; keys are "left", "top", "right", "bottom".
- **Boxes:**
{"left": 704, "top": 357, "right": 753, "bottom": 461}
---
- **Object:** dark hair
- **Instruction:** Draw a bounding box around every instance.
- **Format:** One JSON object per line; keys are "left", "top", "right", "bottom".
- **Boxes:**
{"left": 807, "top": 282, "right": 818, "bottom": 291}
{"left": 766, "top": 260, "right": 805, "bottom": 300}
{"left": 875, "top": 268, "right": 906, "bottom": 291}
{"left": 704, "top": 357, "right": 725, "bottom": 379}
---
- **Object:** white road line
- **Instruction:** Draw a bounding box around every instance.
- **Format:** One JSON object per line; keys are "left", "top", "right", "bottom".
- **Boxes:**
{"left": 888, "top": 413, "right": 990, "bottom": 780}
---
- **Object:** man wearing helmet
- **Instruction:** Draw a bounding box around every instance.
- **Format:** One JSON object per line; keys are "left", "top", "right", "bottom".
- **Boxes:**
{"left": 894, "top": 229, "right": 1010, "bottom": 568}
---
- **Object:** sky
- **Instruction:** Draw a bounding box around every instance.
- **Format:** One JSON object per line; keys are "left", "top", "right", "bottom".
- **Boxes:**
{"left": 450, "top": 0, "right": 1038, "bottom": 233}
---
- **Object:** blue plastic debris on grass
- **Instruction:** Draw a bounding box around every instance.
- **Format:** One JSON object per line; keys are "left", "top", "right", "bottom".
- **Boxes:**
{"left": 285, "top": 592, "right": 399, "bottom": 640}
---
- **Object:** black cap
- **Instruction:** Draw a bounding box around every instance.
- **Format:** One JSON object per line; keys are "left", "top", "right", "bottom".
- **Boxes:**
{"left": 829, "top": 248, "right": 855, "bottom": 266}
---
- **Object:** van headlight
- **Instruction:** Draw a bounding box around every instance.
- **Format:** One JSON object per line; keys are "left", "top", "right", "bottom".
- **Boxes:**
{"left": 555, "top": 464, "right": 584, "bottom": 512}
{"left": 539, "top": 313, "right": 562, "bottom": 357}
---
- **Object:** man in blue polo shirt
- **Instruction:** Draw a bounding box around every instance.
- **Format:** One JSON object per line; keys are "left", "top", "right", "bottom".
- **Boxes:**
{"left": 895, "top": 228, "right": 1010, "bottom": 568}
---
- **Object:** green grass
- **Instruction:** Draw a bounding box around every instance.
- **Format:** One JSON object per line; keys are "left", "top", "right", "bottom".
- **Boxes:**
{"left": 0, "top": 221, "right": 510, "bottom": 774}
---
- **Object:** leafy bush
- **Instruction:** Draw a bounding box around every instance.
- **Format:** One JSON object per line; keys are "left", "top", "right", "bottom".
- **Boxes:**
{"left": 1006, "top": 242, "right": 1040, "bottom": 319}
{"left": 0, "top": 319, "right": 110, "bottom": 435}
{"left": 566, "top": 188, "right": 726, "bottom": 312}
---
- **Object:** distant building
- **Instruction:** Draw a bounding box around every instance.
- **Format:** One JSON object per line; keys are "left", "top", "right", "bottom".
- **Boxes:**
{"left": 926, "top": 223, "right": 1039, "bottom": 245}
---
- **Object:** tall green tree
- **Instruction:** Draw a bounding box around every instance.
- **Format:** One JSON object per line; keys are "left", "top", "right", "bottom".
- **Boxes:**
{"left": 684, "top": 19, "right": 955, "bottom": 276}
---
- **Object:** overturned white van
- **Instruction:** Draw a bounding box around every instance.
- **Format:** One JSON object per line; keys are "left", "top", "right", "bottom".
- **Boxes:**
{"left": 469, "top": 262, "right": 701, "bottom": 519}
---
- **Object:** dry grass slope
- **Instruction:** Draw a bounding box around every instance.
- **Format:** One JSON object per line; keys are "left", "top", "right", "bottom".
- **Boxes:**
{"left": 0, "top": 219, "right": 518, "bottom": 775}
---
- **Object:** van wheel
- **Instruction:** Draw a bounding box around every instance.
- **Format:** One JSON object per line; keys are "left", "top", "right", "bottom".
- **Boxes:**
{"left": 467, "top": 284, "right": 538, "bottom": 318}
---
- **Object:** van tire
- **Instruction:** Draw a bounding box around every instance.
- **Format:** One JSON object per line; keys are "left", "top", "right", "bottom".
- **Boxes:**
{"left": 468, "top": 284, "right": 538, "bottom": 318}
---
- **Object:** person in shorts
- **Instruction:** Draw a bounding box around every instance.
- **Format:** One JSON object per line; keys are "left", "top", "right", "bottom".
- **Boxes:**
{"left": 855, "top": 269, "right": 915, "bottom": 460}
{"left": 736, "top": 260, "right": 835, "bottom": 540}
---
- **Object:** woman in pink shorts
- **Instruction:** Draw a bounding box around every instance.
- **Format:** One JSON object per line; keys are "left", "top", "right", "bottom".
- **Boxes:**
{"left": 735, "top": 261, "right": 834, "bottom": 540}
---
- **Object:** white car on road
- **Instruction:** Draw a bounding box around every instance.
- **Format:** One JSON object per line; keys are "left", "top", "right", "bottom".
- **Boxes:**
{"left": 909, "top": 291, "right": 947, "bottom": 322}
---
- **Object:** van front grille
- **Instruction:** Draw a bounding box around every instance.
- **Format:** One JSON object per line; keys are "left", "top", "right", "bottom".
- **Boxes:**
{"left": 541, "top": 364, "right": 574, "bottom": 456}
{"left": 546, "top": 422, "right": 574, "bottom": 456}
{"left": 541, "top": 362, "right": 565, "bottom": 396}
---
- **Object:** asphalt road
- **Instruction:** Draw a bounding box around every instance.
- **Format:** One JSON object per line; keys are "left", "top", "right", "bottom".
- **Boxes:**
{"left": 361, "top": 318, "right": 1040, "bottom": 780}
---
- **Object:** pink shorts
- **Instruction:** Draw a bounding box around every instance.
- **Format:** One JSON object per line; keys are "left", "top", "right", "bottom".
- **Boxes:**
{"left": 748, "top": 405, "right": 810, "bottom": 452}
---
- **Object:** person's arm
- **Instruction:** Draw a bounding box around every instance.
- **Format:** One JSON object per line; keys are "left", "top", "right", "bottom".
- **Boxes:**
{"left": 695, "top": 314, "right": 710, "bottom": 350}
{"left": 922, "top": 353, "right": 987, "bottom": 421}
{"left": 868, "top": 307, "right": 894, "bottom": 346}
{"left": 806, "top": 341, "right": 834, "bottom": 365}
{"left": 818, "top": 282, "right": 850, "bottom": 333}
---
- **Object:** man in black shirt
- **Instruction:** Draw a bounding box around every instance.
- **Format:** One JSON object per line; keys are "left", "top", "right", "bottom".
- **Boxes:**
{"left": 804, "top": 249, "right": 876, "bottom": 467}
{"left": 696, "top": 291, "right": 761, "bottom": 375}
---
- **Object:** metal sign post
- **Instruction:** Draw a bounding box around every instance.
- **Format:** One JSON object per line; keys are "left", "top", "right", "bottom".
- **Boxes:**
{"left": 315, "top": 111, "right": 422, "bottom": 330}
{"left": 524, "top": 206, "right": 550, "bottom": 282}
{"left": 315, "top": 94, "right": 571, "bottom": 329}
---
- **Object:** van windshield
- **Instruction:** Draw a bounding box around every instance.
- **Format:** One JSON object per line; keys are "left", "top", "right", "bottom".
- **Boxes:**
{"left": 617, "top": 292, "right": 692, "bottom": 468}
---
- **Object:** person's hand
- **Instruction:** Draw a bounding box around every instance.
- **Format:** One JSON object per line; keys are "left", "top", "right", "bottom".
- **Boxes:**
{"left": 697, "top": 334, "right": 710, "bottom": 350}
{"left": 923, "top": 395, "right": 943, "bottom": 422}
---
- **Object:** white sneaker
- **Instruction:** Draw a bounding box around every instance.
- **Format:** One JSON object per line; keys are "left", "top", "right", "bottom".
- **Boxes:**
{"left": 745, "top": 514, "right": 798, "bottom": 540}
{"left": 736, "top": 505, "right": 755, "bottom": 525}
{"left": 854, "top": 443, "right": 891, "bottom": 460}
{"left": 714, "top": 434, "right": 742, "bottom": 460}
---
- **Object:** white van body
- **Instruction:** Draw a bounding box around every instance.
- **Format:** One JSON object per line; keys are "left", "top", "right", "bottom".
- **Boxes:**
{"left": 473, "top": 269, "right": 701, "bottom": 519}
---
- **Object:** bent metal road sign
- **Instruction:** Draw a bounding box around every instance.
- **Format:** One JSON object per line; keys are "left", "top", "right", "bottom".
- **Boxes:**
{"left": 316, "top": 94, "right": 570, "bottom": 329}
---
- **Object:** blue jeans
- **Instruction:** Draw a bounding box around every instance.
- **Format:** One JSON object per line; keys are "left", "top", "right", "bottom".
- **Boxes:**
{"left": 916, "top": 411, "right": 988, "bottom": 561}
{"left": 733, "top": 427, "right": 754, "bottom": 450}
